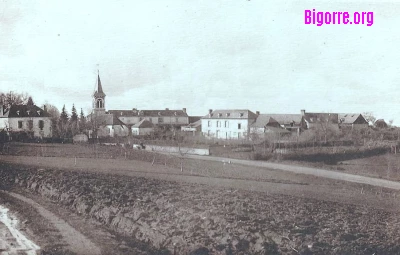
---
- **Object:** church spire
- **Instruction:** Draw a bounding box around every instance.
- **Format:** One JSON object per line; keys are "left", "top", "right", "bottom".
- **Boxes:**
{"left": 93, "top": 70, "right": 106, "bottom": 97}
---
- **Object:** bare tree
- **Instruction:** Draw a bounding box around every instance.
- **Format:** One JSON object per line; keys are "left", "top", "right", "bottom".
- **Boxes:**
{"left": 363, "top": 112, "right": 376, "bottom": 126}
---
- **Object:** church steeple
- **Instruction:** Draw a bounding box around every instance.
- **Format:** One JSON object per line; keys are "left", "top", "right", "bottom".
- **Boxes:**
{"left": 92, "top": 71, "right": 106, "bottom": 115}
{"left": 93, "top": 71, "right": 106, "bottom": 97}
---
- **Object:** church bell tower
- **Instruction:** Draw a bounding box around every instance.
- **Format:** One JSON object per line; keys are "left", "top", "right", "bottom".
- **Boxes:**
{"left": 92, "top": 71, "right": 106, "bottom": 116}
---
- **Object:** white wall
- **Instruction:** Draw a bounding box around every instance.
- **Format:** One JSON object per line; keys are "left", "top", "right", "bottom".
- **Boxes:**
{"left": 201, "top": 118, "right": 254, "bottom": 140}
{"left": 5, "top": 117, "right": 52, "bottom": 138}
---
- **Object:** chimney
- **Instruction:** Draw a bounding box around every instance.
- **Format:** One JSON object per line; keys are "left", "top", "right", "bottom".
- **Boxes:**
{"left": 43, "top": 105, "right": 47, "bottom": 112}
{"left": 256, "top": 111, "right": 260, "bottom": 115}
{"left": 208, "top": 109, "right": 212, "bottom": 114}
{"left": 301, "top": 109, "right": 306, "bottom": 116}
{"left": 165, "top": 108, "right": 169, "bottom": 111}
{"left": 132, "top": 108, "right": 137, "bottom": 111}
{"left": 182, "top": 108, "right": 186, "bottom": 113}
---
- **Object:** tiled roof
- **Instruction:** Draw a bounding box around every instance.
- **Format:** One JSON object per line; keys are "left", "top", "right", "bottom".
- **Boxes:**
{"left": 188, "top": 116, "right": 201, "bottom": 123}
{"left": 251, "top": 115, "right": 280, "bottom": 128}
{"left": 94, "top": 114, "right": 126, "bottom": 126}
{"left": 202, "top": 109, "right": 258, "bottom": 119}
{"left": 263, "top": 114, "right": 303, "bottom": 125}
{"left": 5, "top": 105, "right": 52, "bottom": 118}
{"left": 338, "top": 113, "right": 366, "bottom": 124}
{"left": 132, "top": 119, "right": 154, "bottom": 128}
{"left": 186, "top": 120, "right": 201, "bottom": 128}
{"left": 265, "top": 126, "right": 291, "bottom": 133}
{"left": 303, "top": 112, "right": 339, "bottom": 124}
{"left": 108, "top": 109, "right": 188, "bottom": 117}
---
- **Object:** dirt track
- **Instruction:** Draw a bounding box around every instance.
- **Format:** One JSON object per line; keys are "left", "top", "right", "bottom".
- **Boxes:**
{"left": 3, "top": 191, "right": 101, "bottom": 255}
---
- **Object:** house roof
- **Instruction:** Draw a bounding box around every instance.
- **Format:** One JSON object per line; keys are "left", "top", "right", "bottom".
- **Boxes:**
{"left": 132, "top": 119, "right": 154, "bottom": 128}
{"left": 202, "top": 109, "right": 258, "bottom": 119}
{"left": 251, "top": 114, "right": 280, "bottom": 128}
{"left": 338, "top": 113, "right": 367, "bottom": 124}
{"left": 186, "top": 120, "right": 201, "bottom": 128}
{"left": 4, "top": 104, "right": 52, "bottom": 118}
{"left": 264, "top": 126, "right": 291, "bottom": 133}
{"left": 188, "top": 116, "right": 201, "bottom": 123}
{"left": 94, "top": 114, "right": 126, "bottom": 126}
{"left": 93, "top": 74, "right": 106, "bottom": 98}
{"left": 262, "top": 114, "right": 303, "bottom": 125}
{"left": 303, "top": 112, "right": 339, "bottom": 124}
{"left": 108, "top": 109, "right": 188, "bottom": 117}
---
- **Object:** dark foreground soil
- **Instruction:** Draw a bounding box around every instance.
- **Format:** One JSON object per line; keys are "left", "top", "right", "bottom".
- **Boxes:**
{"left": 1, "top": 163, "right": 400, "bottom": 254}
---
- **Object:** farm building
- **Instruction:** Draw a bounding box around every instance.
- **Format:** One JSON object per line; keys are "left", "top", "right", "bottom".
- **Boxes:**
{"left": 338, "top": 113, "right": 369, "bottom": 130}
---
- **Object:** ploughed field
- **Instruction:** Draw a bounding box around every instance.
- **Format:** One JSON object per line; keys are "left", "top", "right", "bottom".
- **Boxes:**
{"left": 1, "top": 163, "right": 400, "bottom": 255}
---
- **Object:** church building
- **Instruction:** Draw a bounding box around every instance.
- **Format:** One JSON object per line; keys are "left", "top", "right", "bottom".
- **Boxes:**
{"left": 89, "top": 73, "right": 189, "bottom": 138}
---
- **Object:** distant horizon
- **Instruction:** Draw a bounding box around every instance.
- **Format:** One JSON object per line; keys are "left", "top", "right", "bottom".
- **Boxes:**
{"left": 1, "top": 1, "right": 399, "bottom": 124}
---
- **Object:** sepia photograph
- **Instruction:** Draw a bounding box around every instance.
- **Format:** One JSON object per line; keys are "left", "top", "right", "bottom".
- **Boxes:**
{"left": 1, "top": 0, "right": 400, "bottom": 254}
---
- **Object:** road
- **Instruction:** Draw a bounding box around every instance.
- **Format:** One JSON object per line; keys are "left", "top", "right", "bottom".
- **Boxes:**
{"left": 182, "top": 154, "right": 400, "bottom": 190}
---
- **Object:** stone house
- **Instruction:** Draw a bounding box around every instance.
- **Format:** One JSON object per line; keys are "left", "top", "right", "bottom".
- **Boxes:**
{"left": 0, "top": 104, "right": 52, "bottom": 138}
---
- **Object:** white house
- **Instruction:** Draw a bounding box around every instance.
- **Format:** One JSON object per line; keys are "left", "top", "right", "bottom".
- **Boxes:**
{"left": 201, "top": 109, "right": 258, "bottom": 140}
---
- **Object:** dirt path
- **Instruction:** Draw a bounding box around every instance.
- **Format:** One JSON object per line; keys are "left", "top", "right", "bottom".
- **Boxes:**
{"left": 2, "top": 191, "right": 101, "bottom": 255}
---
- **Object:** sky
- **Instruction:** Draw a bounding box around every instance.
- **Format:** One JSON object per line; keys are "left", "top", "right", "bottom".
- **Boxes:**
{"left": 1, "top": 0, "right": 400, "bottom": 123}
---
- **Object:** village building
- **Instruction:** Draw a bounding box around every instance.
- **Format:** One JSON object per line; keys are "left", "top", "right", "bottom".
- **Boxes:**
{"left": 338, "top": 113, "right": 369, "bottom": 130}
{"left": 89, "top": 73, "right": 189, "bottom": 138}
{"left": 250, "top": 114, "right": 291, "bottom": 138}
{"left": 301, "top": 110, "right": 339, "bottom": 131}
{"left": 0, "top": 104, "right": 52, "bottom": 138}
{"left": 131, "top": 119, "right": 154, "bottom": 136}
{"left": 263, "top": 114, "right": 305, "bottom": 134}
{"left": 201, "top": 109, "right": 258, "bottom": 140}
{"left": 108, "top": 108, "right": 189, "bottom": 129}
{"left": 181, "top": 120, "right": 202, "bottom": 136}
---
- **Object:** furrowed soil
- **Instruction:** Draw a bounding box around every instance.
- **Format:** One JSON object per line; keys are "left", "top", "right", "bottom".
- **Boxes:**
{"left": 1, "top": 162, "right": 400, "bottom": 254}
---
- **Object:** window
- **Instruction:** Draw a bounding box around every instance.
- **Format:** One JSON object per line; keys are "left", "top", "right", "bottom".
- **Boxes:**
{"left": 238, "top": 123, "right": 241, "bottom": 129}
{"left": 158, "top": 117, "right": 163, "bottom": 123}
{"left": 175, "top": 117, "right": 179, "bottom": 123}
{"left": 39, "top": 120, "right": 44, "bottom": 131}
{"left": 225, "top": 121, "right": 229, "bottom": 128}
{"left": 96, "top": 99, "right": 103, "bottom": 108}
{"left": 18, "top": 121, "right": 23, "bottom": 129}
{"left": 218, "top": 113, "right": 222, "bottom": 117}
{"left": 217, "top": 121, "right": 220, "bottom": 127}
{"left": 28, "top": 120, "right": 33, "bottom": 130}
{"left": 226, "top": 113, "right": 230, "bottom": 117}
{"left": 208, "top": 121, "right": 211, "bottom": 127}
{"left": 239, "top": 113, "right": 244, "bottom": 117}
{"left": 207, "top": 130, "right": 210, "bottom": 136}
